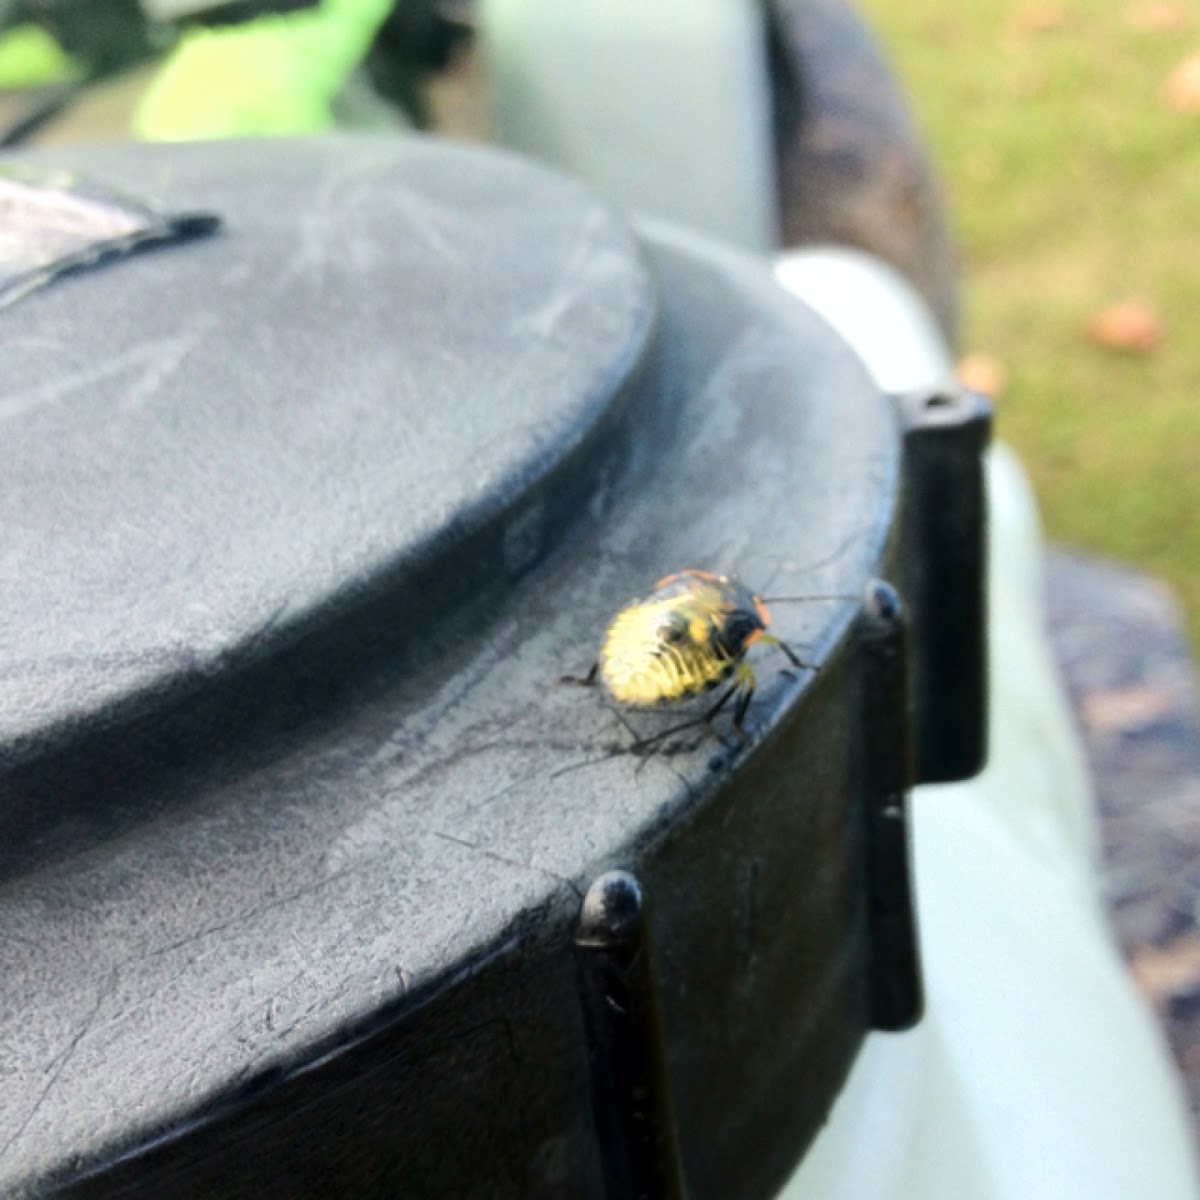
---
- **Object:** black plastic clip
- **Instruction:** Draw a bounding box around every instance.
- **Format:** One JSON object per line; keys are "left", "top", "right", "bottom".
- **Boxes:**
{"left": 860, "top": 581, "right": 923, "bottom": 1031}
{"left": 894, "top": 386, "right": 993, "bottom": 784}
{"left": 575, "top": 871, "right": 690, "bottom": 1200}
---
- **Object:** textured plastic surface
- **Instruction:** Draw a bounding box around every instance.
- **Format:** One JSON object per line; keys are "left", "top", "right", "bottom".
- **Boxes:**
{"left": 0, "top": 138, "right": 904, "bottom": 1198}
{"left": 0, "top": 137, "right": 654, "bottom": 786}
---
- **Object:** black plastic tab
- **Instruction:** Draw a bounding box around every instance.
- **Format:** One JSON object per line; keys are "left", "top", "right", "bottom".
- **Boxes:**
{"left": 576, "top": 872, "right": 690, "bottom": 1200}
{"left": 895, "top": 386, "right": 993, "bottom": 784}
{"left": 859, "top": 581, "right": 923, "bottom": 1031}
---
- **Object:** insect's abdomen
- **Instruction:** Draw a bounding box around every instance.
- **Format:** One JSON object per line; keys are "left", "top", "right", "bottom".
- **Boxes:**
{"left": 599, "top": 596, "right": 734, "bottom": 708}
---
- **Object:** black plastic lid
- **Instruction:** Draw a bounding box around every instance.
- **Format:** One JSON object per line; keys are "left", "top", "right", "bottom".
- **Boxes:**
{"left": 0, "top": 136, "right": 905, "bottom": 1200}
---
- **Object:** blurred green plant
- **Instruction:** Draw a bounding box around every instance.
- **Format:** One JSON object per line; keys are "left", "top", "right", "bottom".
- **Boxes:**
{"left": 0, "top": 23, "right": 80, "bottom": 88}
{"left": 134, "top": 0, "right": 392, "bottom": 140}
{"left": 859, "top": 0, "right": 1200, "bottom": 650}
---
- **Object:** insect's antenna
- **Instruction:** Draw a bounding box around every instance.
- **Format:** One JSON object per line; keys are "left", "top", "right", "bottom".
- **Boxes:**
{"left": 756, "top": 524, "right": 875, "bottom": 596}
{"left": 763, "top": 592, "right": 858, "bottom": 604}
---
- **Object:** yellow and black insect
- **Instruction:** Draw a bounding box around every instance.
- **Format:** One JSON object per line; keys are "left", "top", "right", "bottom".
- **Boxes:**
{"left": 564, "top": 568, "right": 813, "bottom": 743}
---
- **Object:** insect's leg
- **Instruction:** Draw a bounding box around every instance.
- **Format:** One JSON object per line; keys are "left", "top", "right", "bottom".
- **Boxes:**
{"left": 702, "top": 679, "right": 740, "bottom": 723}
{"left": 609, "top": 705, "right": 645, "bottom": 744}
{"left": 559, "top": 662, "right": 599, "bottom": 687}
{"left": 644, "top": 671, "right": 751, "bottom": 751}
{"left": 626, "top": 680, "right": 741, "bottom": 756}
{"left": 729, "top": 662, "right": 757, "bottom": 743}
{"left": 757, "top": 634, "right": 815, "bottom": 671}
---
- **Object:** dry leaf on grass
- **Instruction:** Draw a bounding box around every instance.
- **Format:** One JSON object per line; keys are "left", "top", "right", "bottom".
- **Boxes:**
{"left": 1008, "top": 3, "right": 1070, "bottom": 37}
{"left": 1162, "top": 52, "right": 1200, "bottom": 112}
{"left": 1132, "top": 935, "right": 1200, "bottom": 1010}
{"left": 1080, "top": 682, "right": 1177, "bottom": 734}
{"left": 956, "top": 352, "right": 1008, "bottom": 398}
{"left": 1127, "top": 1, "right": 1191, "bottom": 33}
{"left": 1085, "top": 297, "right": 1163, "bottom": 353}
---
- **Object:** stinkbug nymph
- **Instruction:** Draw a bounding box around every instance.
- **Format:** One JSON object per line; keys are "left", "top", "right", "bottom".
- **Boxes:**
{"left": 563, "top": 568, "right": 830, "bottom": 744}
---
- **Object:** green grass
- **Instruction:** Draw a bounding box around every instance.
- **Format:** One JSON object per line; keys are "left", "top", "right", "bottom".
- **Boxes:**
{"left": 857, "top": 0, "right": 1200, "bottom": 649}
